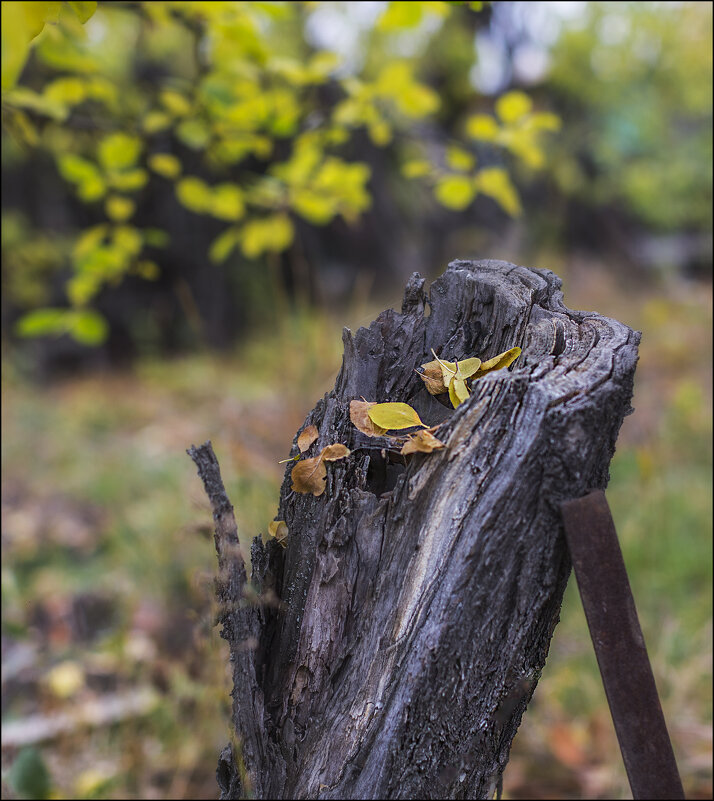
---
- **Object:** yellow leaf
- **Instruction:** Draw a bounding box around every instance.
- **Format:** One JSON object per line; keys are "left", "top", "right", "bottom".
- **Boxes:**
{"left": 291, "top": 455, "right": 327, "bottom": 496}
{"left": 320, "top": 443, "right": 350, "bottom": 461}
{"left": 475, "top": 167, "right": 521, "bottom": 216}
{"left": 434, "top": 175, "right": 475, "bottom": 210}
{"left": 448, "top": 375, "right": 469, "bottom": 408}
{"left": 495, "top": 90, "right": 533, "bottom": 124}
{"left": 350, "top": 400, "right": 388, "bottom": 437}
{"left": 46, "top": 660, "right": 84, "bottom": 699}
{"left": 176, "top": 177, "right": 212, "bottom": 214}
{"left": 297, "top": 424, "right": 319, "bottom": 452}
{"left": 401, "top": 429, "right": 445, "bottom": 455}
{"left": 475, "top": 346, "right": 522, "bottom": 376}
{"left": 455, "top": 356, "right": 482, "bottom": 379}
{"left": 268, "top": 520, "right": 288, "bottom": 548}
{"left": 367, "top": 402, "right": 425, "bottom": 431}
{"left": 210, "top": 183, "right": 244, "bottom": 221}
{"left": 465, "top": 114, "right": 500, "bottom": 142}
{"left": 401, "top": 159, "right": 432, "bottom": 179}
{"left": 148, "top": 153, "right": 181, "bottom": 179}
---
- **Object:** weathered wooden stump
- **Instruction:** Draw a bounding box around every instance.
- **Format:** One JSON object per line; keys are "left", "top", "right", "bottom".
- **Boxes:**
{"left": 189, "top": 259, "right": 640, "bottom": 800}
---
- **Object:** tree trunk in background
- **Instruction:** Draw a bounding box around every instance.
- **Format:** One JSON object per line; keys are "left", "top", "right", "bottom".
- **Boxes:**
{"left": 190, "top": 259, "right": 640, "bottom": 800}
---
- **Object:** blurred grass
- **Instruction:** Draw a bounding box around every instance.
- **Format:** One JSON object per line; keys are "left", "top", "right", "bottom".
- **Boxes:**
{"left": 1, "top": 265, "right": 712, "bottom": 799}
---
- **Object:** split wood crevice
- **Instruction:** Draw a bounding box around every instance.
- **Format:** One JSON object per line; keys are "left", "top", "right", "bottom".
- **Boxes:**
{"left": 188, "top": 259, "right": 640, "bottom": 800}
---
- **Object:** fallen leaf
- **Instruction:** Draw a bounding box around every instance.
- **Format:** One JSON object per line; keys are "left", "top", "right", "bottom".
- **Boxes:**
{"left": 448, "top": 373, "right": 470, "bottom": 408}
{"left": 350, "top": 400, "right": 387, "bottom": 437}
{"left": 290, "top": 443, "right": 350, "bottom": 496}
{"left": 320, "top": 443, "right": 351, "bottom": 461}
{"left": 367, "top": 402, "right": 425, "bottom": 431}
{"left": 297, "top": 424, "right": 319, "bottom": 452}
{"left": 475, "top": 346, "right": 521, "bottom": 377}
{"left": 268, "top": 520, "right": 288, "bottom": 548}
{"left": 418, "top": 351, "right": 481, "bottom": 395}
{"left": 401, "top": 429, "right": 445, "bottom": 455}
{"left": 291, "top": 456, "right": 327, "bottom": 496}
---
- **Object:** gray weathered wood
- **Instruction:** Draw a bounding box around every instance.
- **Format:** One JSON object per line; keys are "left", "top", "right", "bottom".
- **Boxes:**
{"left": 193, "top": 259, "right": 640, "bottom": 800}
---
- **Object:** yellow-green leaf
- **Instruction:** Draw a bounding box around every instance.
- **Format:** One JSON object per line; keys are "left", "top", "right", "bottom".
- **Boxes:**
{"left": 148, "top": 153, "right": 182, "bottom": 179}
{"left": 209, "top": 228, "right": 241, "bottom": 264}
{"left": 210, "top": 183, "right": 244, "bottom": 221}
{"left": 445, "top": 145, "right": 475, "bottom": 172}
{"left": 105, "top": 195, "right": 135, "bottom": 222}
{"left": 66, "top": 1, "right": 97, "bottom": 24}
{"left": 98, "top": 133, "right": 142, "bottom": 171}
{"left": 160, "top": 90, "right": 191, "bottom": 117}
{"left": 367, "top": 402, "right": 425, "bottom": 431}
{"left": 448, "top": 375, "right": 470, "bottom": 408}
{"left": 176, "top": 177, "right": 212, "bottom": 214}
{"left": 108, "top": 168, "right": 148, "bottom": 192}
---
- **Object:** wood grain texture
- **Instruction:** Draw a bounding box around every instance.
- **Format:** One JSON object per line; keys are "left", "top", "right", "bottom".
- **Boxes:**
{"left": 203, "top": 259, "right": 640, "bottom": 799}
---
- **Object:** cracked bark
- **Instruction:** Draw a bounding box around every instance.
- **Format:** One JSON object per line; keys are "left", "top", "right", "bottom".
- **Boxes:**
{"left": 189, "top": 259, "right": 640, "bottom": 800}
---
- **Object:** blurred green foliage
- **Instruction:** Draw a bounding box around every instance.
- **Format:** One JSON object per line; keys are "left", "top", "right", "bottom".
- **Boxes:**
{"left": 1, "top": 0, "right": 559, "bottom": 345}
{"left": 546, "top": 1, "right": 712, "bottom": 232}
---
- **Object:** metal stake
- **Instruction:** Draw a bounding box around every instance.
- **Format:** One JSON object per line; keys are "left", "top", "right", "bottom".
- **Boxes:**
{"left": 561, "top": 490, "right": 685, "bottom": 800}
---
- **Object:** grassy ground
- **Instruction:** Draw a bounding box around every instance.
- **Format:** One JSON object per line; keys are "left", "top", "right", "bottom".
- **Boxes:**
{"left": 1, "top": 261, "right": 711, "bottom": 799}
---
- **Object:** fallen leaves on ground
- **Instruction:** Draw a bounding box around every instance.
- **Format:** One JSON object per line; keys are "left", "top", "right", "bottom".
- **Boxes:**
{"left": 400, "top": 429, "right": 445, "bottom": 455}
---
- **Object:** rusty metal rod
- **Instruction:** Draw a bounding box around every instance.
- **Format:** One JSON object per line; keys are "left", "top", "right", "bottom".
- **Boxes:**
{"left": 561, "top": 490, "right": 685, "bottom": 800}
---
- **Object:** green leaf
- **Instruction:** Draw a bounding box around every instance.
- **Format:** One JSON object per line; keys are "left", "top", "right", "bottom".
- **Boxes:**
{"left": 15, "top": 308, "right": 69, "bottom": 338}
{"left": 176, "top": 118, "right": 211, "bottom": 150}
{"left": 98, "top": 133, "right": 142, "bottom": 171}
{"left": 434, "top": 175, "right": 475, "bottom": 210}
{"left": 57, "top": 153, "right": 100, "bottom": 184}
{"left": 401, "top": 159, "right": 432, "bottom": 178}
{"left": 7, "top": 747, "right": 51, "bottom": 800}
{"left": 160, "top": 89, "right": 192, "bottom": 116}
{"left": 1, "top": 2, "right": 61, "bottom": 90}
{"left": 367, "top": 402, "right": 425, "bottom": 431}
{"left": 67, "top": 309, "right": 108, "bottom": 345}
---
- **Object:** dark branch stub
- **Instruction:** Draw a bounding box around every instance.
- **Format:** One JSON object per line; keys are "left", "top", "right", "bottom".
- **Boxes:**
{"left": 189, "top": 260, "right": 640, "bottom": 800}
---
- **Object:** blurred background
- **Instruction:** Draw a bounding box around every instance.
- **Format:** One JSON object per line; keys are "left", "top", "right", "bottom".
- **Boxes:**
{"left": 1, "top": 1, "right": 711, "bottom": 798}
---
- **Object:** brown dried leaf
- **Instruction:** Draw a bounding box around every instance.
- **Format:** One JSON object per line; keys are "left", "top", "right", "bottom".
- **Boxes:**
{"left": 268, "top": 520, "right": 288, "bottom": 548}
{"left": 291, "top": 456, "right": 327, "bottom": 496}
{"left": 417, "top": 360, "right": 448, "bottom": 394}
{"left": 297, "top": 424, "right": 319, "bottom": 452}
{"left": 400, "top": 429, "right": 446, "bottom": 455}
{"left": 350, "top": 400, "right": 387, "bottom": 437}
{"left": 320, "top": 443, "right": 351, "bottom": 461}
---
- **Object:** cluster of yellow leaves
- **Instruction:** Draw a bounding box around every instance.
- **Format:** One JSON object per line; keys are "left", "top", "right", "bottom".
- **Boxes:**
{"left": 349, "top": 400, "right": 445, "bottom": 455}
{"left": 418, "top": 347, "right": 521, "bottom": 408}
{"left": 401, "top": 90, "right": 560, "bottom": 216}
{"left": 270, "top": 340, "right": 521, "bottom": 544}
